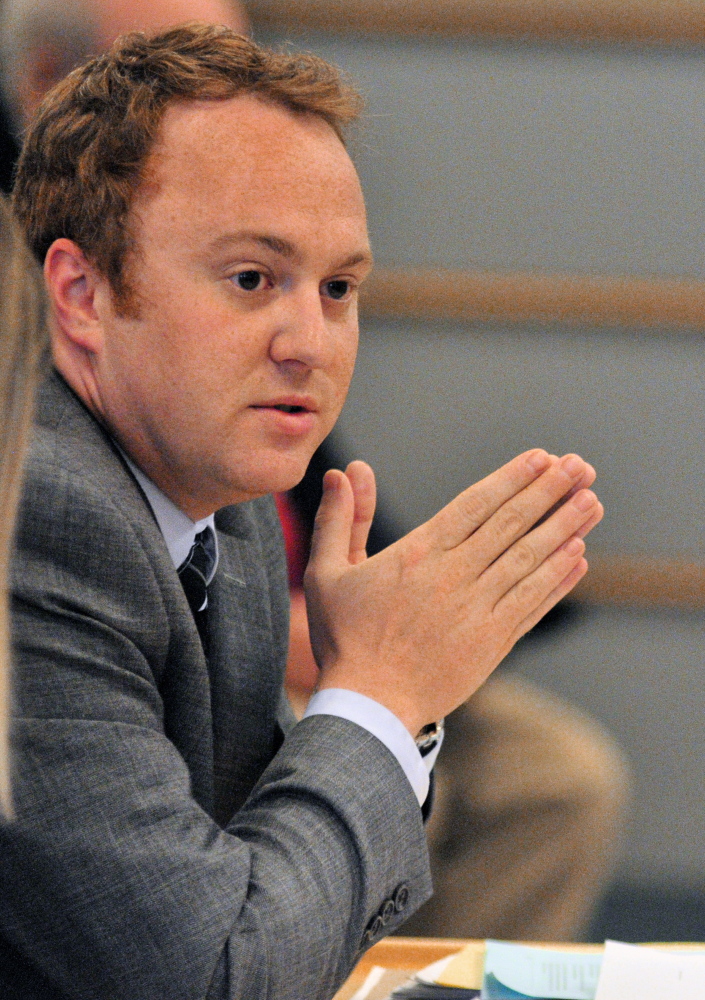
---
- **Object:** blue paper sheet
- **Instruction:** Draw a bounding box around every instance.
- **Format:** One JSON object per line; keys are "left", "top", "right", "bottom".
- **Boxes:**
{"left": 480, "top": 941, "right": 603, "bottom": 1000}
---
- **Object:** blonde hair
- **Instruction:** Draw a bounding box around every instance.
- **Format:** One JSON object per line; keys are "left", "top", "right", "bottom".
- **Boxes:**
{"left": 0, "top": 196, "right": 47, "bottom": 817}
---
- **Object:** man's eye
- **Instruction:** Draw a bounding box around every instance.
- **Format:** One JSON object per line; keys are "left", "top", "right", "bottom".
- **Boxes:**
{"left": 236, "top": 270, "right": 263, "bottom": 291}
{"left": 325, "top": 279, "right": 350, "bottom": 301}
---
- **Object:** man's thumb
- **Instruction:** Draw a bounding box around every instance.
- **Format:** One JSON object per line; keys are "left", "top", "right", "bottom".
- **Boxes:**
{"left": 308, "top": 468, "right": 354, "bottom": 575}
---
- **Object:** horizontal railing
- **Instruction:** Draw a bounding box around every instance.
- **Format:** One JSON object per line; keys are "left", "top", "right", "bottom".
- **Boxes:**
{"left": 359, "top": 268, "right": 705, "bottom": 331}
{"left": 359, "top": 269, "right": 705, "bottom": 610}
{"left": 574, "top": 556, "right": 705, "bottom": 609}
{"left": 247, "top": 0, "right": 705, "bottom": 47}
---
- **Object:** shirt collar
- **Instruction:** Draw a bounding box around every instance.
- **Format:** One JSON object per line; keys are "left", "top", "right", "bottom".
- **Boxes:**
{"left": 121, "top": 453, "right": 219, "bottom": 583}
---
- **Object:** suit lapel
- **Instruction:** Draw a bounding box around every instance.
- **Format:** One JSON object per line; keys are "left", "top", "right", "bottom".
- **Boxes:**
{"left": 39, "top": 373, "right": 290, "bottom": 828}
{"left": 36, "top": 371, "right": 218, "bottom": 815}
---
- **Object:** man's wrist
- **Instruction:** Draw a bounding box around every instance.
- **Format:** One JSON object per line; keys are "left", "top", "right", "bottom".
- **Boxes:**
{"left": 303, "top": 688, "right": 433, "bottom": 806}
{"left": 315, "top": 677, "right": 424, "bottom": 737}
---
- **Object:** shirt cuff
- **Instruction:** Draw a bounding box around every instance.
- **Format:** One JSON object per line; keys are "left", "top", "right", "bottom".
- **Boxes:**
{"left": 303, "top": 688, "right": 442, "bottom": 807}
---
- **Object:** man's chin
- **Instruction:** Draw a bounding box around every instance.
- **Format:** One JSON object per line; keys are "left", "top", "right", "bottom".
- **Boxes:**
{"left": 236, "top": 449, "right": 319, "bottom": 499}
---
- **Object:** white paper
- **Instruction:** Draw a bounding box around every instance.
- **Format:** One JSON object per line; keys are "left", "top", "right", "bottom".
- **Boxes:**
{"left": 595, "top": 940, "right": 705, "bottom": 1000}
{"left": 415, "top": 955, "right": 455, "bottom": 984}
{"left": 350, "top": 966, "right": 386, "bottom": 1000}
{"left": 481, "top": 940, "right": 602, "bottom": 999}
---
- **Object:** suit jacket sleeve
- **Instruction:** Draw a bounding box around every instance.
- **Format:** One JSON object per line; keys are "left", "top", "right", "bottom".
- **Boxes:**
{"left": 0, "top": 376, "right": 433, "bottom": 1000}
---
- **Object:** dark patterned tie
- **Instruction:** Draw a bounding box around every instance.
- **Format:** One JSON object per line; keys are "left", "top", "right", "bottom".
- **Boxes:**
{"left": 177, "top": 527, "right": 216, "bottom": 655}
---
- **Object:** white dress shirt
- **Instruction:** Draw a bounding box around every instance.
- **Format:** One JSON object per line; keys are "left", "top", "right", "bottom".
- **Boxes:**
{"left": 125, "top": 456, "right": 440, "bottom": 806}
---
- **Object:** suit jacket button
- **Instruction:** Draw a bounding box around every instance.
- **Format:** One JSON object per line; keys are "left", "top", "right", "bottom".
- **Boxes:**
{"left": 393, "top": 883, "right": 410, "bottom": 912}
{"left": 380, "top": 899, "right": 396, "bottom": 924}
{"left": 369, "top": 915, "right": 384, "bottom": 939}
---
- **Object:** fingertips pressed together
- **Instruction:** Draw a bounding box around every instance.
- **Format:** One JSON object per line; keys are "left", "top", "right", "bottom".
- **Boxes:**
{"left": 533, "top": 532, "right": 589, "bottom": 595}
{"left": 432, "top": 448, "right": 552, "bottom": 550}
{"left": 483, "top": 483, "right": 597, "bottom": 600}
{"left": 518, "top": 453, "right": 592, "bottom": 519}
{"left": 532, "top": 485, "right": 601, "bottom": 553}
{"left": 516, "top": 455, "right": 599, "bottom": 538}
{"left": 463, "top": 452, "right": 592, "bottom": 570}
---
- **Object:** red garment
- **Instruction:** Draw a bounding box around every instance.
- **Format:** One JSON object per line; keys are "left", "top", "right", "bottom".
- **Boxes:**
{"left": 273, "top": 492, "right": 308, "bottom": 588}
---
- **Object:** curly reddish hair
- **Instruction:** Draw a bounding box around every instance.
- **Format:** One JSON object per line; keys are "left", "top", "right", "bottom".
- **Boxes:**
{"left": 13, "top": 22, "right": 363, "bottom": 312}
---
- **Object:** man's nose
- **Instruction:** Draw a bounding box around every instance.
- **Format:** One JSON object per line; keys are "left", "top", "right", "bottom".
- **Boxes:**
{"left": 269, "top": 285, "right": 337, "bottom": 371}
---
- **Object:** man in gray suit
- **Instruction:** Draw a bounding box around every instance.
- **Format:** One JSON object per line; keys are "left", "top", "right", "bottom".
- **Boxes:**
{"left": 3, "top": 24, "right": 603, "bottom": 1000}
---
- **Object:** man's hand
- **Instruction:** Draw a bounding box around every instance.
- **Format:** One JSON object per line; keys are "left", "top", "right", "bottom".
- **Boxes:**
{"left": 304, "top": 450, "right": 602, "bottom": 737}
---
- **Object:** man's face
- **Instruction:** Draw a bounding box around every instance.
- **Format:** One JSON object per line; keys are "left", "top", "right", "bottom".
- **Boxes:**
{"left": 91, "top": 95, "right": 372, "bottom": 518}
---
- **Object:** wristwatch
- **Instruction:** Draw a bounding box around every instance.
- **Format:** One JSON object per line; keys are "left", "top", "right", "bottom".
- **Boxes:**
{"left": 414, "top": 719, "right": 444, "bottom": 758}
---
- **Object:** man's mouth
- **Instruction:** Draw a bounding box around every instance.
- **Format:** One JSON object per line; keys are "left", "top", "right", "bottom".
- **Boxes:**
{"left": 249, "top": 400, "right": 318, "bottom": 436}
{"left": 251, "top": 397, "right": 316, "bottom": 414}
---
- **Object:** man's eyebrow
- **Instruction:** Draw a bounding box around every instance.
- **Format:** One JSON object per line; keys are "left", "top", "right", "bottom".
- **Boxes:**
{"left": 207, "top": 232, "right": 298, "bottom": 258}
{"left": 207, "top": 232, "right": 373, "bottom": 269}
{"left": 337, "top": 250, "right": 374, "bottom": 270}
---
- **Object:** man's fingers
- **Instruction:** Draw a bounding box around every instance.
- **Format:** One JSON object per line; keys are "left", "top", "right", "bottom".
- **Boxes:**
{"left": 574, "top": 502, "right": 604, "bottom": 539}
{"left": 510, "top": 558, "right": 589, "bottom": 643}
{"left": 427, "top": 449, "right": 552, "bottom": 550}
{"left": 462, "top": 453, "right": 590, "bottom": 571}
{"left": 494, "top": 535, "right": 587, "bottom": 624}
{"left": 537, "top": 461, "right": 596, "bottom": 525}
{"left": 345, "top": 460, "right": 376, "bottom": 566}
{"left": 306, "top": 468, "right": 355, "bottom": 578}
{"left": 545, "top": 455, "right": 595, "bottom": 492}
{"left": 482, "top": 486, "right": 601, "bottom": 600}
{"left": 576, "top": 462, "right": 596, "bottom": 492}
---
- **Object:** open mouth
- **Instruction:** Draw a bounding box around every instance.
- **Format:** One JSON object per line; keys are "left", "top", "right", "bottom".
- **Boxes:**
{"left": 251, "top": 401, "right": 316, "bottom": 433}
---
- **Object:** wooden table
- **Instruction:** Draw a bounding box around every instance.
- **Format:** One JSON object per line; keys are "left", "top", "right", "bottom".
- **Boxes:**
{"left": 333, "top": 936, "right": 705, "bottom": 999}
{"left": 334, "top": 937, "right": 469, "bottom": 999}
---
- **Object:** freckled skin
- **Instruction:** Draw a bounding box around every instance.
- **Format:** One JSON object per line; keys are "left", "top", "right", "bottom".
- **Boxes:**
{"left": 58, "top": 95, "right": 372, "bottom": 519}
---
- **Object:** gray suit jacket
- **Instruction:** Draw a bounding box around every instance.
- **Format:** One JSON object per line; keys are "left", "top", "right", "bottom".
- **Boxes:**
{"left": 0, "top": 372, "right": 432, "bottom": 1000}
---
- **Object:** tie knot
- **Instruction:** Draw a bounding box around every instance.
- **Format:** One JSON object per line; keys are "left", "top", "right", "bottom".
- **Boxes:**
{"left": 178, "top": 527, "right": 216, "bottom": 617}
{"left": 180, "top": 527, "right": 216, "bottom": 582}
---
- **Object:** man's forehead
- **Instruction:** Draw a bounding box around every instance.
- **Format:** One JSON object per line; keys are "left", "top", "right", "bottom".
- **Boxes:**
{"left": 146, "top": 95, "right": 362, "bottom": 200}
{"left": 134, "top": 95, "right": 368, "bottom": 255}
{"left": 157, "top": 93, "right": 346, "bottom": 155}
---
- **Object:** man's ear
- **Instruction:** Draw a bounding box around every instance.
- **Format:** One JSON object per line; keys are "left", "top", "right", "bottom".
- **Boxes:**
{"left": 44, "top": 238, "right": 105, "bottom": 355}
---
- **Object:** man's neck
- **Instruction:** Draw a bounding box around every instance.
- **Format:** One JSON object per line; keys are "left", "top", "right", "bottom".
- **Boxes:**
{"left": 120, "top": 449, "right": 218, "bottom": 573}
